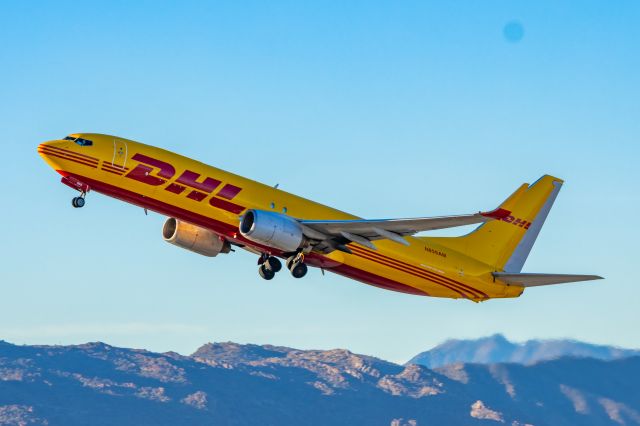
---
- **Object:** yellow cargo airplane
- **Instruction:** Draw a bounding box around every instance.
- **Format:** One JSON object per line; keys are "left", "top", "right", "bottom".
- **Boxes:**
{"left": 38, "top": 134, "right": 602, "bottom": 301}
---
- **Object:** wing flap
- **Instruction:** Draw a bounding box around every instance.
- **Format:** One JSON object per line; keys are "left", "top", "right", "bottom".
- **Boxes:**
{"left": 493, "top": 272, "right": 603, "bottom": 287}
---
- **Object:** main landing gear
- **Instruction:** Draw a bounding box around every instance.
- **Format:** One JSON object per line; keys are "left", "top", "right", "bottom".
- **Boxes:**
{"left": 257, "top": 252, "right": 308, "bottom": 280}
{"left": 258, "top": 254, "right": 282, "bottom": 281}
{"left": 71, "top": 193, "right": 86, "bottom": 208}
{"left": 286, "top": 253, "right": 308, "bottom": 279}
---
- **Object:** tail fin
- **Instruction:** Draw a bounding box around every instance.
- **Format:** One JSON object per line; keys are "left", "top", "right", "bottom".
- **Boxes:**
{"left": 427, "top": 175, "right": 564, "bottom": 272}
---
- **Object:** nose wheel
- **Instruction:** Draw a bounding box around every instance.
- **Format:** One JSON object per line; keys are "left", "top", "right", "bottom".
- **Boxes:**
{"left": 71, "top": 194, "right": 86, "bottom": 208}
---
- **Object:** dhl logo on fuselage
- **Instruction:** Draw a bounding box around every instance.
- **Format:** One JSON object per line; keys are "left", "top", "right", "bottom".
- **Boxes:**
{"left": 124, "top": 153, "right": 245, "bottom": 214}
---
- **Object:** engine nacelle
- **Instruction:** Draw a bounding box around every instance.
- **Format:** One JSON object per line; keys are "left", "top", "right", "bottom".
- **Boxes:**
{"left": 239, "top": 209, "right": 305, "bottom": 252}
{"left": 162, "top": 218, "right": 231, "bottom": 257}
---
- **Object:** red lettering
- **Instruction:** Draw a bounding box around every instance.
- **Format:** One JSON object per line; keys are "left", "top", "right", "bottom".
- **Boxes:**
{"left": 124, "top": 154, "right": 246, "bottom": 213}
{"left": 164, "top": 170, "right": 222, "bottom": 201}
{"left": 217, "top": 184, "right": 242, "bottom": 200}
{"left": 187, "top": 191, "right": 208, "bottom": 201}
{"left": 165, "top": 183, "right": 186, "bottom": 194}
{"left": 502, "top": 215, "right": 515, "bottom": 223}
{"left": 125, "top": 154, "right": 176, "bottom": 186}
{"left": 176, "top": 170, "right": 221, "bottom": 193}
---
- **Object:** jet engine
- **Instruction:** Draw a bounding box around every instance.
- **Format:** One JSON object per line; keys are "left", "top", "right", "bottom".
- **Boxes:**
{"left": 162, "top": 218, "right": 231, "bottom": 257}
{"left": 239, "top": 209, "right": 305, "bottom": 252}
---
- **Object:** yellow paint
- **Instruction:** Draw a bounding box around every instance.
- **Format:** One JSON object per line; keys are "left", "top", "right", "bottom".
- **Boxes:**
{"left": 37, "top": 133, "right": 563, "bottom": 301}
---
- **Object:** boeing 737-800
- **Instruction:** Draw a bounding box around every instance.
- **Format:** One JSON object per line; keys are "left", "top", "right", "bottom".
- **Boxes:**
{"left": 38, "top": 134, "right": 601, "bottom": 301}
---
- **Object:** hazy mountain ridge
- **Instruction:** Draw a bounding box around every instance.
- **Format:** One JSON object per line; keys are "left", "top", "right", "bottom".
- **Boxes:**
{"left": 0, "top": 339, "right": 639, "bottom": 425}
{"left": 407, "top": 334, "right": 640, "bottom": 369}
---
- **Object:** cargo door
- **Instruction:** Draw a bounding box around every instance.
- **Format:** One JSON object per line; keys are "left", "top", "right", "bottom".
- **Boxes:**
{"left": 112, "top": 139, "right": 128, "bottom": 169}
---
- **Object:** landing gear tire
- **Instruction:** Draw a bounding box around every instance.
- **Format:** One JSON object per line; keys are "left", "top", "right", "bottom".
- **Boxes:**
{"left": 265, "top": 257, "right": 282, "bottom": 273}
{"left": 259, "top": 264, "right": 275, "bottom": 280}
{"left": 72, "top": 197, "right": 85, "bottom": 208}
{"left": 290, "top": 262, "right": 308, "bottom": 279}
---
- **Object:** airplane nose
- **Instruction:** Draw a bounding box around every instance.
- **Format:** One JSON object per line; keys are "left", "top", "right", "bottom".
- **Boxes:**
{"left": 37, "top": 140, "right": 66, "bottom": 160}
{"left": 38, "top": 139, "right": 69, "bottom": 153}
{"left": 39, "top": 140, "right": 65, "bottom": 148}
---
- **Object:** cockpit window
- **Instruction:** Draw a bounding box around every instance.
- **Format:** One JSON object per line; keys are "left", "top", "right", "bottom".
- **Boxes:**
{"left": 75, "top": 138, "right": 93, "bottom": 146}
{"left": 62, "top": 135, "right": 92, "bottom": 146}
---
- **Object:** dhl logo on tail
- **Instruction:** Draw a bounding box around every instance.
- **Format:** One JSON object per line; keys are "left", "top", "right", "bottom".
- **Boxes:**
{"left": 501, "top": 215, "right": 531, "bottom": 229}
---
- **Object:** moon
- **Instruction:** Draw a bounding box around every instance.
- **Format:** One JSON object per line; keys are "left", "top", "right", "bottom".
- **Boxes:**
{"left": 503, "top": 21, "right": 524, "bottom": 43}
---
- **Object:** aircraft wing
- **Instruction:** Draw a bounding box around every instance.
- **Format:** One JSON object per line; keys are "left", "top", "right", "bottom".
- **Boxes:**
{"left": 299, "top": 208, "right": 510, "bottom": 252}
{"left": 493, "top": 273, "right": 603, "bottom": 287}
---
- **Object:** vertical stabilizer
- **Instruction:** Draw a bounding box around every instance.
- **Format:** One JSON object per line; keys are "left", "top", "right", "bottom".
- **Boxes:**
{"left": 502, "top": 179, "right": 562, "bottom": 272}
{"left": 424, "top": 175, "right": 564, "bottom": 271}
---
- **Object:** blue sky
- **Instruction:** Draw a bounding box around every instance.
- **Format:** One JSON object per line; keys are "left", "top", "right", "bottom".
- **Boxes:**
{"left": 1, "top": 1, "right": 638, "bottom": 363}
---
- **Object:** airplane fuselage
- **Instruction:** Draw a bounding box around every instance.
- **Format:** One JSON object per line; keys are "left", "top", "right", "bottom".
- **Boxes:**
{"left": 38, "top": 133, "right": 524, "bottom": 301}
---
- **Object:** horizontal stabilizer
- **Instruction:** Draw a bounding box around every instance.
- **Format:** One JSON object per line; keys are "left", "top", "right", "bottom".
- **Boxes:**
{"left": 493, "top": 273, "right": 603, "bottom": 287}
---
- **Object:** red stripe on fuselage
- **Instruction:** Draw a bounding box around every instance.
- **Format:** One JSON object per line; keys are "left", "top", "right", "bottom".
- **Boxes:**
{"left": 327, "top": 261, "right": 429, "bottom": 296}
{"left": 349, "top": 247, "right": 471, "bottom": 298}
{"left": 348, "top": 245, "right": 488, "bottom": 300}
{"left": 38, "top": 147, "right": 99, "bottom": 166}
{"left": 101, "top": 168, "right": 124, "bottom": 176}
{"left": 101, "top": 168, "right": 125, "bottom": 175}
{"left": 102, "top": 163, "right": 128, "bottom": 172}
{"left": 349, "top": 245, "right": 488, "bottom": 299}
{"left": 209, "top": 197, "right": 245, "bottom": 214}
{"left": 39, "top": 150, "right": 98, "bottom": 168}
{"left": 56, "top": 172, "right": 430, "bottom": 297}
{"left": 38, "top": 145, "right": 99, "bottom": 162}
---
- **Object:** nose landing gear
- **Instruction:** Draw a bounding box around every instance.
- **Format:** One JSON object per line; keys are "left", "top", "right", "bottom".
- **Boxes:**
{"left": 61, "top": 176, "right": 90, "bottom": 208}
{"left": 71, "top": 193, "right": 86, "bottom": 208}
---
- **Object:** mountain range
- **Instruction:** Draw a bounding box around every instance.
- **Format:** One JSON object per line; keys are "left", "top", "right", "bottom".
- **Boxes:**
{"left": 407, "top": 334, "right": 640, "bottom": 369}
{"left": 0, "top": 338, "right": 639, "bottom": 425}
